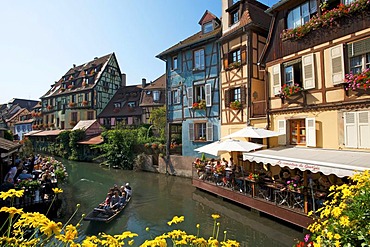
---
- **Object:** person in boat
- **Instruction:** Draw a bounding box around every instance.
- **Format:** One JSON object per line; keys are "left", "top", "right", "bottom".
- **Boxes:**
{"left": 124, "top": 183, "right": 132, "bottom": 199}
{"left": 109, "top": 190, "right": 121, "bottom": 210}
{"left": 100, "top": 192, "right": 113, "bottom": 209}
{"left": 119, "top": 189, "right": 127, "bottom": 207}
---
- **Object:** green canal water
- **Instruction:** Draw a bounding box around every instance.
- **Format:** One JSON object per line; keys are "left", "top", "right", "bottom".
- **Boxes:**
{"left": 60, "top": 159, "right": 302, "bottom": 246}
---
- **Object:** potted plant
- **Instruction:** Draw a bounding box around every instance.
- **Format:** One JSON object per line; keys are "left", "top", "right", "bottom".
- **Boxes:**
{"left": 230, "top": 100, "right": 242, "bottom": 110}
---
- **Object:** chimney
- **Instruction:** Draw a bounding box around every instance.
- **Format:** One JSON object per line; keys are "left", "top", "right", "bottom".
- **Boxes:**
{"left": 142, "top": 78, "right": 147, "bottom": 88}
{"left": 121, "top": 73, "right": 126, "bottom": 87}
{"left": 73, "top": 64, "right": 76, "bottom": 68}
{"left": 94, "top": 57, "right": 98, "bottom": 60}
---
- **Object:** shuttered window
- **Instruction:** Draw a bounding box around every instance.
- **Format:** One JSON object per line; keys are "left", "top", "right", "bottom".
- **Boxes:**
{"left": 187, "top": 87, "right": 193, "bottom": 108}
{"left": 205, "top": 84, "right": 212, "bottom": 107}
{"left": 206, "top": 122, "right": 213, "bottom": 141}
{"left": 305, "top": 118, "right": 316, "bottom": 147}
{"left": 344, "top": 111, "right": 370, "bottom": 148}
{"left": 278, "top": 120, "right": 286, "bottom": 145}
{"left": 302, "top": 53, "right": 315, "bottom": 89}
{"left": 189, "top": 123, "right": 194, "bottom": 141}
{"left": 330, "top": 44, "right": 345, "bottom": 85}
{"left": 272, "top": 64, "right": 281, "bottom": 96}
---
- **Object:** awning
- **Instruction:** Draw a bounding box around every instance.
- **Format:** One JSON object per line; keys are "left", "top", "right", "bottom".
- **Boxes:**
{"left": 243, "top": 146, "right": 370, "bottom": 178}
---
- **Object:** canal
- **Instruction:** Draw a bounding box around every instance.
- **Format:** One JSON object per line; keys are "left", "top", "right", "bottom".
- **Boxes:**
{"left": 60, "top": 159, "right": 302, "bottom": 246}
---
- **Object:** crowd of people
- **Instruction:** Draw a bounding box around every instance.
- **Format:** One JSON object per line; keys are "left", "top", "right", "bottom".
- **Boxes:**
{"left": 98, "top": 183, "right": 132, "bottom": 213}
{"left": 1, "top": 154, "right": 68, "bottom": 201}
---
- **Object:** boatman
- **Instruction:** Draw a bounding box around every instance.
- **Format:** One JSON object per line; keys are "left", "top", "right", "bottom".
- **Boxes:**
{"left": 124, "top": 182, "right": 132, "bottom": 199}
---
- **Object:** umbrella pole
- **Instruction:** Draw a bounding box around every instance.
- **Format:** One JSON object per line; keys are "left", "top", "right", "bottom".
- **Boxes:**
{"left": 241, "top": 164, "right": 246, "bottom": 194}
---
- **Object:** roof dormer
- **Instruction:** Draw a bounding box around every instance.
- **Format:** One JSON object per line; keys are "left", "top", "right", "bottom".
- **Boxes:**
{"left": 198, "top": 10, "right": 221, "bottom": 34}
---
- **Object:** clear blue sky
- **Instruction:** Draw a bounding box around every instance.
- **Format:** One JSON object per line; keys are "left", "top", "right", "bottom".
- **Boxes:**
{"left": 0, "top": 0, "right": 277, "bottom": 104}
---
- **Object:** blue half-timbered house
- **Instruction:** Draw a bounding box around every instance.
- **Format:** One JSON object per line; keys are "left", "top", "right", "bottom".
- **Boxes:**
{"left": 157, "top": 11, "right": 221, "bottom": 158}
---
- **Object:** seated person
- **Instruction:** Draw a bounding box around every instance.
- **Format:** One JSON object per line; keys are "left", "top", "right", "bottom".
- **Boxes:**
{"left": 119, "top": 190, "right": 127, "bottom": 207}
{"left": 18, "top": 170, "right": 33, "bottom": 180}
{"left": 100, "top": 192, "right": 113, "bottom": 209}
{"left": 318, "top": 174, "right": 332, "bottom": 190}
{"left": 109, "top": 190, "right": 121, "bottom": 210}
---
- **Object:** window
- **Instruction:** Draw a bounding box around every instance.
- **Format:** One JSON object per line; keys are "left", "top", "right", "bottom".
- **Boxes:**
{"left": 114, "top": 103, "right": 121, "bottom": 108}
{"left": 172, "top": 89, "right": 180, "bottom": 104}
{"left": 194, "top": 84, "right": 205, "bottom": 103}
{"left": 232, "top": 88, "right": 241, "bottom": 102}
{"left": 344, "top": 0, "right": 355, "bottom": 4}
{"left": 230, "top": 9, "right": 239, "bottom": 25}
{"left": 172, "top": 56, "right": 178, "bottom": 70}
{"left": 287, "top": 0, "right": 317, "bottom": 29}
{"left": 189, "top": 122, "right": 213, "bottom": 141}
{"left": 203, "top": 22, "right": 213, "bottom": 34}
{"left": 224, "top": 46, "right": 246, "bottom": 69}
{"left": 225, "top": 87, "right": 245, "bottom": 107}
{"left": 194, "top": 49, "right": 205, "bottom": 70}
{"left": 87, "top": 111, "right": 94, "bottom": 120}
{"left": 153, "top": 91, "right": 160, "bottom": 102}
{"left": 272, "top": 53, "right": 316, "bottom": 95}
{"left": 128, "top": 102, "right": 136, "bottom": 107}
{"left": 348, "top": 38, "right": 370, "bottom": 74}
{"left": 71, "top": 112, "right": 77, "bottom": 122}
{"left": 231, "top": 50, "right": 241, "bottom": 64}
{"left": 344, "top": 111, "right": 370, "bottom": 148}
{"left": 71, "top": 95, "right": 76, "bottom": 103}
{"left": 85, "top": 92, "right": 90, "bottom": 101}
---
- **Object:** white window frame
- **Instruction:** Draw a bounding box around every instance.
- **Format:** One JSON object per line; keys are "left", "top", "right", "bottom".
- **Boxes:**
{"left": 194, "top": 49, "right": 205, "bottom": 70}
{"left": 189, "top": 122, "right": 213, "bottom": 141}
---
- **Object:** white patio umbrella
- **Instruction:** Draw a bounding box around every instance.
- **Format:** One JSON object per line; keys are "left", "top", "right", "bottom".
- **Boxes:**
{"left": 222, "top": 126, "right": 281, "bottom": 139}
{"left": 194, "top": 138, "right": 263, "bottom": 156}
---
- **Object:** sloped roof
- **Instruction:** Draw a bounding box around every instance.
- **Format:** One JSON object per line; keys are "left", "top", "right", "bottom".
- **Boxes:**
{"left": 41, "top": 53, "right": 113, "bottom": 99}
{"left": 0, "top": 138, "right": 22, "bottom": 152}
{"left": 222, "top": 1, "right": 271, "bottom": 38}
{"left": 98, "top": 85, "right": 143, "bottom": 118}
{"left": 199, "top": 10, "right": 220, "bottom": 25}
{"left": 7, "top": 98, "right": 39, "bottom": 111}
{"left": 140, "top": 74, "right": 166, "bottom": 107}
{"left": 77, "top": 135, "right": 104, "bottom": 145}
{"left": 29, "top": 130, "right": 62, "bottom": 136}
{"left": 157, "top": 11, "right": 221, "bottom": 58}
{"left": 14, "top": 119, "right": 34, "bottom": 125}
{"left": 6, "top": 108, "right": 29, "bottom": 122}
{"left": 72, "top": 120, "right": 97, "bottom": 131}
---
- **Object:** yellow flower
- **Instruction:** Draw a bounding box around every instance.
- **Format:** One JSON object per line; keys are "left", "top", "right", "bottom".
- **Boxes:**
{"left": 52, "top": 188, "right": 63, "bottom": 194}
{"left": 211, "top": 214, "right": 220, "bottom": 220}
{"left": 334, "top": 233, "right": 341, "bottom": 240}
{"left": 326, "top": 231, "right": 333, "bottom": 240}
{"left": 331, "top": 207, "right": 342, "bottom": 218}
{"left": 167, "top": 215, "right": 185, "bottom": 226}
{"left": 128, "top": 239, "right": 135, "bottom": 246}
{"left": 40, "top": 220, "right": 61, "bottom": 237}
{"left": 0, "top": 189, "right": 24, "bottom": 200}
{"left": 0, "top": 206, "right": 23, "bottom": 218}
{"left": 339, "top": 216, "right": 350, "bottom": 227}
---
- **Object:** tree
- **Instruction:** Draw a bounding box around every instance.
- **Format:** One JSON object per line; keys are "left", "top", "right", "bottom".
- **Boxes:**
{"left": 149, "top": 106, "right": 166, "bottom": 140}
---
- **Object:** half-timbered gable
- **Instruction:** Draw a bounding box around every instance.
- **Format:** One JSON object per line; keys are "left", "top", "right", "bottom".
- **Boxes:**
{"left": 220, "top": 0, "right": 271, "bottom": 140}
{"left": 157, "top": 10, "right": 222, "bottom": 157}
{"left": 40, "top": 53, "right": 123, "bottom": 130}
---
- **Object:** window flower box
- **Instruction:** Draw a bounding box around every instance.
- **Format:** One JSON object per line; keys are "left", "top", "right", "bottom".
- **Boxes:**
{"left": 345, "top": 68, "right": 370, "bottom": 91}
{"left": 230, "top": 100, "right": 242, "bottom": 110}
{"left": 47, "top": 105, "right": 53, "bottom": 110}
{"left": 82, "top": 100, "right": 88, "bottom": 106}
{"left": 192, "top": 100, "right": 206, "bottom": 110}
{"left": 278, "top": 84, "right": 303, "bottom": 99}
{"left": 228, "top": 61, "right": 241, "bottom": 70}
{"left": 37, "top": 112, "right": 42, "bottom": 117}
{"left": 281, "top": 0, "right": 370, "bottom": 41}
{"left": 69, "top": 121, "right": 77, "bottom": 126}
{"left": 68, "top": 102, "right": 76, "bottom": 108}
{"left": 68, "top": 85, "right": 74, "bottom": 89}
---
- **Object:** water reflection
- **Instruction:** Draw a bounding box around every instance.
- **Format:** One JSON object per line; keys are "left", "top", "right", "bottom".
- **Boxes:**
{"left": 60, "top": 159, "right": 301, "bottom": 246}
